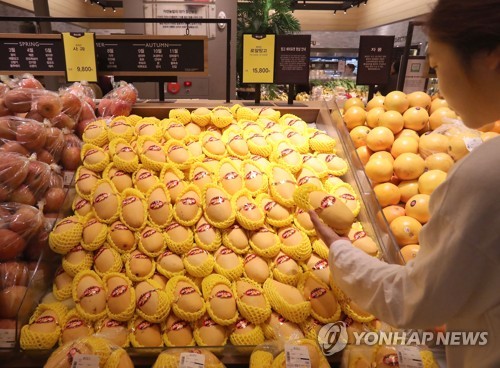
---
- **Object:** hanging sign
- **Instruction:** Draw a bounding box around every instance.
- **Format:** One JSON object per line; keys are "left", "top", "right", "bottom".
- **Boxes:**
{"left": 356, "top": 35, "right": 394, "bottom": 85}
{"left": 274, "top": 34, "right": 311, "bottom": 84}
{"left": 62, "top": 32, "right": 98, "bottom": 82}
{"left": 242, "top": 34, "right": 275, "bottom": 84}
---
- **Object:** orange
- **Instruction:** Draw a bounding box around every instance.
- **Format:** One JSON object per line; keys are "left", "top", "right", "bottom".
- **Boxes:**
{"left": 364, "top": 158, "right": 393, "bottom": 183}
{"left": 398, "top": 180, "right": 419, "bottom": 203}
{"left": 448, "top": 133, "right": 481, "bottom": 161}
{"left": 429, "top": 98, "right": 449, "bottom": 114}
{"left": 403, "top": 107, "right": 429, "bottom": 131}
{"left": 396, "top": 129, "right": 420, "bottom": 141}
{"left": 349, "top": 126, "right": 371, "bottom": 149}
{"left": 370, "top": 151, "right": 394, "bottom": 163}
{"left": 405, "top": 193, "right": 430, "bottom": 224}
{"left": 391, "top": 136, "right": 419, "bottom": 158}
{"left": 429, "top": 107, "right": 458, "bottom": 130}
{"left": 344, "top": 97, "right": 365, "bottom": 111}
{"left": 384, "top": 91, "right": 410, "bottom": 114}
{"left": 418, "top": 132, "right": 449, "bottom": 158}
{"left": 366, "top": 126, "right": 395, "bottom": 152}
{"left": 366, "top": 95, "right": 385, "bottom": 111}
{"left": 393, "top": 153, "right": 425, "bottom": 180}
{"left": 407, "top": 91, "right": 431, "bottom": 109}
{"left": 366, "top": 107, "right": 385, "bottom": 128}
{"left": 382, "top": 205, "right": 405, "bottom": 224}
{"left": 373, "top": 182, "right": 401, "bottom": 207}
{"left": 400, "top": 244, "right": 420, "bottom": 263}
{"left": 356, "top": 146, "right": 373, "bottom": 166}
{"left": 378, "top": 110, "right": 404, "bottom": 134}
{"left": 418, "top": 169, "right": 447, "bottom": 195}
{"left": 481, "top": 131, "right": 499, "bottom": 141}
{"left": 425, "top": 153, "right": 454, "bottom": 172}
{"left": 343, "top": 106, "right": 367, "bottom": 130}
{"left": 390, "top": 215, "right": 422, "bottom": 247}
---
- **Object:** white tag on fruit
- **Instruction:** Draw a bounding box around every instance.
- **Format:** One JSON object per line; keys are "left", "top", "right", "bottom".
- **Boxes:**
{"left": 396, "top": 346, "right": 424, "bottom": 368}
{"left": 71, "top": 354, "right": 100, "bottom": 368}
{"left": 0, "top": 329, "right": 15, "bottom": 348}
{"left": 179, "top": 352, "right": 206, "bottom": 367}
{"left": 463, "top": 137, "right": 482, "bottom": 152}
{"left": 285, "top": 344, "right": 311, "bottom": 368}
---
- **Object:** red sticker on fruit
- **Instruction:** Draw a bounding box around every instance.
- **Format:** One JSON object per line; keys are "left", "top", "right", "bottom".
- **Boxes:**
{"left": 242, "top": 203, "right": 256, "bottom": 211}
{"left": 215, "top": 290, "right": 233, "bottom": 299}
{"left": 193, "top": 171, "right": 208, "bottom": 181}
{"left": 137, "top": 321, "right": 152, "bottom": 330}
{"left": 133, "top": 252, "right": 149, "bottom": 259}
{"left": 321, "top": 196, "right": 336, "bottom": 208}
{"left": 313, "top": 259, "right": 328, "bottom": 270}
{"left": 224, "top": 172, "right": 239, "bottom": 180}
{"left": 244, "top": 289, "right": 261, "bottom": 297}
{"left": 111, "top": 285, "right": 128, "bottom": 298}
{"left": 264, "top": 201, "right": 276, "bottom": 212}
{"left": 149, "top": 200, "right": 165, "bottom": 210}
{"left": 165, "top": 222, "right": 180, "bottom": 232}
{"left": 276, "top": 255, "right": 290, "bottom": 264}
{"left": 340, "top": 193, "right": 356, "bottom": 201}
{"left": 188, "top": 247, "right": 205, "bottom": 256}
{"left": 137, "top": 290, "right": 153, "bottom": 307}
{"left": 166, "top": 180, "right": 180, "bottom": 189}
{"left": 122, "top": 196, "right": 137, "bottom": 206}
{"left": 82, "top": 286, "right": 101, "bottom": 298}
{"left": 209, "top": 196, "right": 226, "bottom": 205}
{"left": 138, "top": 172, "right": 153, "bottom": 180}
{"left": 353, "top": 231, "right": 366, "bottom": 240}
{"left": 281, "top": 228, "right": 296, "bottom": 239}
{"left": 35, "top": 315, "right": 55, "bottom": 324}
{"left": 170, "top": 321, "right": 188, "bottom": 331}
{"left": 180, "top": 287, "right": 195, "bottom": 295}
{"left": 181, "top": 197, "right": 197, "bottom": 206}
{"left": 94, "top": 192, "right": 109, "bottom": 204}
{"left": 310, "top": 287, "right": 327, "bottom": 299}
{"left": 244, "top": 254, "right": 257, "bottom": 264}
{"left": 65, "top": 319, "right": 83, "bottom": 330}
{"left": 196, "top": 223, "right": 211, "bottom": 233}
{"left": 220, "top": 247, "right": 233, "bottom": 255}
{"left": 383, "top": 354, "right": 399, "bottom": 366}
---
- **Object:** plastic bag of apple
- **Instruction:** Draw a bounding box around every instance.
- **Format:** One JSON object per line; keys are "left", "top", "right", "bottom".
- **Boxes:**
{"left": 96, "top": 82, "right": 138, "bottom": 119}
{"left": 342, "top": 91, "right": 498, "bottom": 262}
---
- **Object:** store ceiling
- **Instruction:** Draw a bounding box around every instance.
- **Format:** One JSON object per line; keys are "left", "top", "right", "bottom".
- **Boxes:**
{"left": 291, "top": 0, "right": 368, "bottom": 11}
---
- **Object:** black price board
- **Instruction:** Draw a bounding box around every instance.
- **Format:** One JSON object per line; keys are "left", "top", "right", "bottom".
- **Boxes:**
{"left": 274, "top": 35, "right": 311, "bottom": 85}
{"left": 0, "top": 34, "right": 65, "bottom": 75}
{"left": 95, "top": 35, "right": 208, "bottom": 76}
{"left": 356, "top": 35, "right": 395, "bottom": 85}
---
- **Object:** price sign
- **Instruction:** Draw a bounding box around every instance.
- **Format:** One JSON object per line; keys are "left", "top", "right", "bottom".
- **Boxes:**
{"left": 62, "top": 32, "right": 98, "bottom": 82}
{"left": 242, "top": 34, "right": 275, "bottom": 84}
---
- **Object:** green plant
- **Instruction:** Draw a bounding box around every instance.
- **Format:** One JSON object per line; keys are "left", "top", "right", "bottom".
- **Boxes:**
{"left": 237, "top": 0, "right": 301, "bottom": 86}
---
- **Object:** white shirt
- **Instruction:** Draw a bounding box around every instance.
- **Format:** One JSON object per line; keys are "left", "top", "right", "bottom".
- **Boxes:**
{"left": 329, "top": 136, "right": 500, "bottom": 368}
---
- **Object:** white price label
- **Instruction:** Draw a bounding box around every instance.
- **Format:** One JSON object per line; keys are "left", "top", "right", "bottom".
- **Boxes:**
{"left": 0, "top": 329, "right": 16, "bottom": 348}
{"left": 63, "top": 171, "right": 75, "bottom": 187}
{"left": 71, "top": 354, "right": 100, "bottom": 368}
{"left": 463, "top": 137, "right": 483, "bottom": 152}
{"left": 285, "top": 344, "right": 311, "bottom": 368}
{"left": 179, "top": 352, "right": 205, "bottom": 368}
{"left": 396, "top": 346, "right": 424, "bottom": 368}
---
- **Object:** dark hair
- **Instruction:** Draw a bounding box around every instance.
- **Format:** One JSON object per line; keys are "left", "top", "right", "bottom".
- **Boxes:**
{"left": 346, "top": 63, "right": 355, "bottom": 70}
{"left": 426, "top": 0, "right": 500, "bottom": 64}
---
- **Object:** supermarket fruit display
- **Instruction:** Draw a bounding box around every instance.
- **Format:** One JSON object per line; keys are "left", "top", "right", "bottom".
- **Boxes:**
{"left": 343, "top": 91, "right": 498, "bottom": 262}
{"left": 19, "top": 103, "right": 393, "bottom": 355}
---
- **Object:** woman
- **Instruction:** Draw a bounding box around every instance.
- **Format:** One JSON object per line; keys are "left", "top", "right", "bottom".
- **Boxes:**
{"left": 310, "top": 0, "right": 500, "bottom": 367}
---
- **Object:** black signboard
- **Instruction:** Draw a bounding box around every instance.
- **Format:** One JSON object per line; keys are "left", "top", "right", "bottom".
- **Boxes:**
{"left": 94, "top": 35, "right": 207, "bottom": 76}
{"left": 274, "top": 35, "right": 311, "bottom": 84}
{"left": 356, "top": 35, "right": 395, "bottom": 85}
{"left": 0, "top": 34, "right": 207, "bottom": 77}
{"left": 0, "top": 34, "right": 65, "bottom": 75}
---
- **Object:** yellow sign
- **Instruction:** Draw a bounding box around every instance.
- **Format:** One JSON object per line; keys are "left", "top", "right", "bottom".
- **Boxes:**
{"left": 242, "top": 34, "right": 275, "bottom": 83}
{"left": 62, "top": 32, "right": 97, "bottom": 82}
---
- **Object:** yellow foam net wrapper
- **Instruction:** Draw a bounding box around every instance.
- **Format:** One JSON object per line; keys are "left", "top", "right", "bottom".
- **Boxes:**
{"left": 202, "top": 183, "right": 236, "bottom": 230}
{"left": 128, "top": 316, "right": 164, "bottom": 348}
{"left": 297, "top": 272, "right": 341, "bottom": 324}
{"left": 188, "top": 162, "right": 215, "bottom": 193}
{"left": 164, "top": 223, "right": 194, "bottom": 255}
{"left": 280, "top": 229, "right": 312, "bottom": 262}
{"left": 156, "top": 253, "right": 186, "bottom": 279}
{"left": 292, "top": 183, "right": 320, "bottom": 212}
{"left": 234, "top": 189, "right": 266, "bottom": 231}
{"left": 75, "top": 165, "right": 99, "bottom": 200}
{"left": 166, "top": 275, "right": 206, "bottom": 322}
{"left": 230, "top": 323, "right": 265, "bottom": 346}
{"left": 154, "top": 349, "right": 225, "bottom": 368}
{"left": 299, "top": 317, "right": 323, "bottom": 341}
{"left": 183, "top": 250, "right": 216, "bottom": 278}
{"left": 82, "top": 119, "right": 109, "bottom": 147}
{"left": 172, "top": 184, "right": 203, "bottom": 227}
{"left": 211, "top": 106, "right": 233, "bottom": 128}
{"left": 269, "top": 140, "right": 302, "bottom": 175}
{"left": 263, "top": 279, "right": 311, "bottom": 323}
{"left": 312, "top": 238, "right": 330, "bottom": 261}
{"left": 59, "top": 308, "right": 94, "bottom": 345}
{"left": 242, "top": 159, "right": 269, "bottom": 196}
{"left": 90, "top": 179, "right": 121, "bottom": 224}
{"left": 191, "top": 109, "right": 212, "bottom": 127}
{"left": 257, "top": 108, "right": 281, "bottom": 123}
{"left": 213, "top": 253, "right": 244, "bottom": 281}
{"left": 135, "top": 119, "right": 163, "bottom": 141}
{"left": 200, "top": 131, "right": 227, "bottom": 161}
{"left": 267, "top": 163, "right": 297, "bottom": 208}
{"left": 103, "top": 348, "right": 133, "bottom": 368}
{"left": 164, "top": 139, "right": 194, "bottom": 171}
{"left": 109, "top": 137, "right": 139, "bottom": 173}
{"left": 71, "top": 270, "right": 107, "bottom": 321}
{"left": 84, "top": 336, "right": 113, "bottom": 366}
{"left": 332, "top": 182, "right": 361, "bottom": 217}
{"left": 246, "top": 134, "right": 273, "bottom": 158}
{"left": 53, "top": 271, "right": 73, "bottom": 301}
{"left": 420, "top": 349, "right": 440, "bottom": 368}
{"left": 233, "top": 277, "right": 271, "bottom": 325}
{"left": 293, "top": 210, "right": 316, "bottom": 237}
{"left": 318, "top": 153, "right": 349, "bottom": 177}
{"left": 201, "top": 274, "right": 239, "bottom": 326}
{"left": 250, "top": 350, "right": 274, "bottom": 368}
{"left": 331, "top": 282, "right": 375, "bottom": 323}
{"left": 94, "top": 244, "right": 123, "bottom": 278}
{"left": 308, "top": 128, "right": 337, "bottom": 153}
{"left": 256, "top": 193, "right": 294, "bottom": 229}
{"left": 20, "top": 302, "right": 68, "bottom": 350}
{"left": 103, "top": 272, "right": 136, "bottom": 322}
{"left": 49, "top": 216, "right": 84, "bottom": 255}
{"left": 194, "top": 220, "right": 222, "bottom": 252}
{"left": 81, "top": 216, "right": 108, "bottom": 252}
{"left": 123, "top": 252, "right": 156, "bottom": 282}
{"left": 119, "top": 188, "right": 148, "bottom": 231}
{"left": 108, "top": 116, "right": 135, "bottom": 142}
{"left": 272, "top": 262, "right": 302, "bottom": 286}
{"left": 249, "top": 228, "right": 281, "bottom": 259}
{"left": 145, "top": 182, "right": 173, "bottom": 228}
{"left": 81, "top": 143, "right": 110, "bottom": 173}
{"left": 137, "top": 136, "right": 166, "bottom": 172}
{"left": 169, "top": 108, "right": 191, "bottom": 125}
{"left": 236, "top": 106, "right": 259, "bottom": 121}
{"left": 62, "top": 246, "right": 93, "bottom": 277}
{"left": 135, "top": 279, "right": 171, "bottom": 323}
{"left": 284, "top": 127, "right": 310, "bottom": 154}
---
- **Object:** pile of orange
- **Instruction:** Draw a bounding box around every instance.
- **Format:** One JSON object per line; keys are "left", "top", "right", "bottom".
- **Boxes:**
{"left": 343, "top": 91, "right": 498, "bottom": 263}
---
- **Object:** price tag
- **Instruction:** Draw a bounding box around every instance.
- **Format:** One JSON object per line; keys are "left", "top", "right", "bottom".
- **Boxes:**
{"left": 285, "top": 344, "right": 311, "bottom": 368}
{"left": 62, "top": 32, "right": 98, "bottom": 82}
{"left": 463, "top": 137, "right": 483, "bottom": 152}
{"left": 71, "top": 354, "right": 100, "bottom": 368}
{"left": 0, "top": 329, "right": 16, "bottom": 348}
{"left": 179, "top": 352, "right": 205, "bottom": 367}
{"left": 63, "top": 171, "right": 75, "bottom": 187}
{"left": 396, "top": 346, "right": 424, "bottom": 368}
{"left": 242, "top": 34, "right": 275, "bottom": 84}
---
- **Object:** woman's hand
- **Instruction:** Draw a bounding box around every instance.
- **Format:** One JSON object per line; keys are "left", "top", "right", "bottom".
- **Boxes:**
{"left": 308, "top": 210, "right": 348, "bottom": 246}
